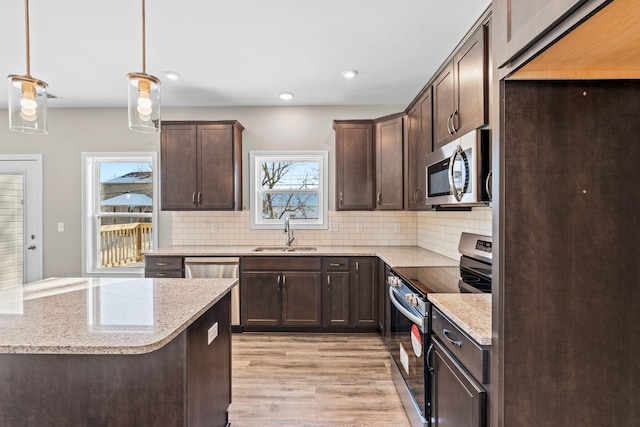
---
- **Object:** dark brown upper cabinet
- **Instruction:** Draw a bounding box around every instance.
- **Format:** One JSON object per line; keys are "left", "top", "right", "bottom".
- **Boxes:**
{"left": 375, "top": 114, "right": 405, "bottom": 210}
{"left": 161, "top": 121, "right": 243, "bottom": 211}
{"left": 406, "top": 88, "right": 433, "bottom": 210}
{"left": 433, "top": 25, "right": 488, "bottom": 150}
{"left": 334, "top": 120, "right": 375, "bottom": 210}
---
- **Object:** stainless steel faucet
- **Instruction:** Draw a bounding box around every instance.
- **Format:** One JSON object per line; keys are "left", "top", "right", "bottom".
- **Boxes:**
{"left": 284, "top": 216, "right": 295, "bottom": 247}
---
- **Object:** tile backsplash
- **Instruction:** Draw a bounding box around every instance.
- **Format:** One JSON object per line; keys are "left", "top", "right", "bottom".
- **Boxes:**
{"left": 171, "top": 207, "right": 492, "bottom": 260}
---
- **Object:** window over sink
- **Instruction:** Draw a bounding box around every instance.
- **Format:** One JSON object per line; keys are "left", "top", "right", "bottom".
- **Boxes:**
{"left": 82, "top": 153, "right": 158, "bottom": 276}
{"left": 250, "top": 151, "right": 328, "bottom": 229}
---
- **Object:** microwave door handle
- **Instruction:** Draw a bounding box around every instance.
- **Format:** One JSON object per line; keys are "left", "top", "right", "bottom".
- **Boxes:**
{"left": 389, "top": 287, "right": 424, "bottom": 328}
{"left": 448, "top": 145, "right": 464, "bottom": 202}
{"left": 485, "top": 170, "right": 493, "bottom": 200}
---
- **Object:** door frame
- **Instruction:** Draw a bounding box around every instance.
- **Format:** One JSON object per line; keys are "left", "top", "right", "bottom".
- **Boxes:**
{"left": 0, "top": 154, "right": 43, "bottom": 283}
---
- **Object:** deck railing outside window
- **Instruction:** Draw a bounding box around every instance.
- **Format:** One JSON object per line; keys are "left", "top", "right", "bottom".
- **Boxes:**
{"left": 100, "top": 223, "right": 153, "bottom": 267}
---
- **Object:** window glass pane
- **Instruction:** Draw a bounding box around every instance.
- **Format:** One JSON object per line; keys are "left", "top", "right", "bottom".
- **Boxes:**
{"left": 261, "top": 192, "right": 319, "bottom": 220}
{"left": 99, "top": 162, "right": 153, "bottom": 214}
{"left": 260, "top": 161, "right": 319, "bottom": 190}
{"left": 98, "top": 217, "right": 152, "bottom": 268}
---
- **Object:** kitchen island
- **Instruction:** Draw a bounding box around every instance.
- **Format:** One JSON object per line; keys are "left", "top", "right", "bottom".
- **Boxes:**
{"left": 0, "top": 277, "right": 237, "bottom": 426}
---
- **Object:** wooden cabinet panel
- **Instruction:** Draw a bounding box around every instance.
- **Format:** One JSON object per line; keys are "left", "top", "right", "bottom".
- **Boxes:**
{"left": 433, "top": 62, "right": 456, "bottom": 150}
{"left": 324, "top": 271, "right": 350, "bottom": 326}
{"left": 282, "top": 272, "right": 322, "bottom": 326}
{"left": 241, "top": 272, "right": 280, "bottom": 326}
{"left": 161, "top": 121, "right": 243, "bottom": 211}
{"left": 161, "top": 124, "right": 198, "bottom": 210}
{"left": 350, "top": 257, "right": 378, "bottom": 327}
{"left": 375, "top": 115, "right": 405, "bottom": 210}
{"left": 199, "top": 125, "right": 235, "bottom": 210}
{"left": 144, "top": 256, "right": 184, "bottom": 278}
{"left": 406, "top": 89, "right": 433, "bottom": 209}
{"left": 334, "top": 121, "right": 375, "bottom": 210}
{"left": 433, "top": 26, "right": 487, "bottom": 151}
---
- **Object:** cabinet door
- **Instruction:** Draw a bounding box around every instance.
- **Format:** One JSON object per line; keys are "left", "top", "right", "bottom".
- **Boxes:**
{"left": 454, "top": 26, "right": 488, "bottom": 138}
{"left": 161, "top": 124, "right": 198, "bottom": 210}
{"left": 324, "top": 271, "right": 350, "bottom": 327}
{"left": 241, "top": 272, "right": 281, "bottom": 326}
{"left": 494, "top": 0, "right": 603, "bottom": 67}
{"left": 407, "top": 90, "right": 433, "bottom": 209}
{"left": 375, "top": 116, "right": 405, "bottom": 210}
{"left": 433, "top": 62, "right": 456, "bottom": 150}
{"left": 334, "top": 121, "right": 375, "bottom": 210}
{"left": 350, "top": 258, "right": 378, "bottom": 327}
{"left": 430, "top": 338, "right": 485, "bottom": 427}
{"left": 281, "top": 272, "right": 322, "bottom": 326}
{"left": 198, "top": 125, "right": 235, "bottom": 210}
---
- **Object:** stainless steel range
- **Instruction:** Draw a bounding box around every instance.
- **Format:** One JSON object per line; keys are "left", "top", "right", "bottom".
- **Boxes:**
{"left": 387, "top": 232, "right": 492, "bottom": 427}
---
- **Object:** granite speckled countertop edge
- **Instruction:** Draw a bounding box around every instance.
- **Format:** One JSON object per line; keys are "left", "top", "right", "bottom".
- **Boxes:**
{"left": 0, "top": 278, "right": 238, "bottom": 355}
{"left": 145, "top": 245, "right": 460, "bottom": 268}
{"left": 428, "top": 293, "right": 492, "bottom": 346}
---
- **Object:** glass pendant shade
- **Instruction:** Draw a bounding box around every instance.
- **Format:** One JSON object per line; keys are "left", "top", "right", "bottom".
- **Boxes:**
{"left": 7, "top": 74, "right": 48, "bottom": 134}
{"left": 127, "top": 72, "right": 160, "bottom": 133}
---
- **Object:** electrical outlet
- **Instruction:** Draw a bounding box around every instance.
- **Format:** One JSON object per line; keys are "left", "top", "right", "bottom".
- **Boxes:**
{"left": 208, "top": 322, "right": 219, "bottom": 345}
{"left": 211, "top": 223, "right": 218, "bottom": 232}
{"left": 57, "top": 222, "right": 64, "bottom": 232}
{"left": 356, "top": 223, "right": 364, "bottom": 232}
{"left": 329, "top": 222, "right": 339, "bottom": 232}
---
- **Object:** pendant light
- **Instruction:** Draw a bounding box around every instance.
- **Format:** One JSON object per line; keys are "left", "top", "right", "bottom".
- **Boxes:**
{"left": 7, "top": 0, "right": 48, "bottom": 134}
{"left": 127, "top": 0, "right": 161, "bottom": 133}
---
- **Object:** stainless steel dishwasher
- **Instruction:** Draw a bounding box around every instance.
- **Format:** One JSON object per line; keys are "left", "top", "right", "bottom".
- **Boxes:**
{"left": 185, "top": 257, "right": 240, "bottom": 329}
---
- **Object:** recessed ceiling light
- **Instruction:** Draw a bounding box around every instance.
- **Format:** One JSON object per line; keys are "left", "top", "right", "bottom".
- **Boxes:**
{"left": 163, "top": 71, "right": 181, "bottom": 81}
{"left": 342, "top": 69, "right": 358, "bottom": 79}
{"left": 279, "top": 92, "right": 294, "bottom": 101}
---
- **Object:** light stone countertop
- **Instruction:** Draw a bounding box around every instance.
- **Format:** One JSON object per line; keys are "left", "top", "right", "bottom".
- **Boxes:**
{"left": 428, "top": 293, "right": 492, "bottom": 346}
{"left": 0, "top": 277, "right": 237, "bottom": 355}
{"left": 146, "top": 245, "right": 459, "bottom": 268}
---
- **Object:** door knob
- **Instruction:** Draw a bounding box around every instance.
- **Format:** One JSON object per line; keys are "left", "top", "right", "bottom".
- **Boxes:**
{"left": 27, "top": 245, "right": 36, "bottom": 250}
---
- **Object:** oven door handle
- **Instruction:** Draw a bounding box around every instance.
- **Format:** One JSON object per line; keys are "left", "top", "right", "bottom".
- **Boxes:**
{"left": 389, "top": 286, "right": 424, "bottom": 329}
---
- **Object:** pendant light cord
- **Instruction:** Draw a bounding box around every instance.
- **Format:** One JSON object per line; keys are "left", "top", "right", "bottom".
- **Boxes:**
{"left": 25, "top": 0, "right": 31, "bottom": 77}
{"left": 142, "top": 0, "right": 146, "bottom": 74}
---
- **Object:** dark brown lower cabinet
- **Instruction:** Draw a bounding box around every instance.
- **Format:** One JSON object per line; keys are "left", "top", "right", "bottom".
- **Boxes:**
{"left": 324, "top": 270, "right": 350, "bottom": 326}
{"left": 0, "top": 293, "right": 232, "bottom": 427}
{"left": 430, "top": 338, "right": 486, "bottom": 427}
{"left": 241, "top": 257, "right": 322, "bottom": 329}
{"left": 350, "top": 257, "right": 378, "bottom": 328}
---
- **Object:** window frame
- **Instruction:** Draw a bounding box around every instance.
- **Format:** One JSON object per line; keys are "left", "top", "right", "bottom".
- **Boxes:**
{"left": 249, "top": 151, "right": 328, "bottom": 230}
{"left": 81, "top": 152, "right": 158, "bottom": 277}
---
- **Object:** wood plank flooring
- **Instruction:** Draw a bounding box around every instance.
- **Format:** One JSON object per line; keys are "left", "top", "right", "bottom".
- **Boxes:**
{"left": 229, "top": 333, "right": 411, "bottom": 427}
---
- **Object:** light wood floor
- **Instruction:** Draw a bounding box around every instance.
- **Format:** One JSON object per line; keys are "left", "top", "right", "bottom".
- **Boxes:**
{"left": 228, "top": 333, "right": 411, "bottom": 427}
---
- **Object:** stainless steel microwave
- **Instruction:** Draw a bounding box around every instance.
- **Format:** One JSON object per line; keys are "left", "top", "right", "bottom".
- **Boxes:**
{"left": 424, "top": 129, "right": 491, "bottom": 206}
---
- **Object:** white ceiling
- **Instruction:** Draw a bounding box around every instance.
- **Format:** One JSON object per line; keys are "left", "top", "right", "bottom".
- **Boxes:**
{"left": 0, "top": 0, "right": 490, "bottom": 109}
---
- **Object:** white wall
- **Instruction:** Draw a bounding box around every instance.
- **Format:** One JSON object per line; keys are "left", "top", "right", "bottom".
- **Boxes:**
{"left": 0, "top": 105, "right": 402, "bottom": 277}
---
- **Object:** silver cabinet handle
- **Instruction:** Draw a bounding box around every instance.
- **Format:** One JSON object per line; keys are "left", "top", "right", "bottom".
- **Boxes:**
{"left": 355, "top": 262, "right": 359, "bottom": 273}
{"left": 376, "top": 192, "right": 382, "bottom": 206}
{"left": 192, "top": 192, "right": 197, "bottom": 205}
{"left": 443, "top": 328, "right": 462, "bottom": 348}
{"left": 282, "top": 274, "right": 286, "bottom": 290}
{"left": 155, "top": 262, "right": 169, "bottom": 266}
{"left": 277, "top": 274, "right": 281, "bottom": 290}
{"left": 452, "top": 110, "right": 459, "bottom": 133}
{"left": 327, "top": 275, "right": 331, "bottom": 291}
{"left": 485, "top": 170, "right": 493, "bottom": 200}
{"left": 339, "top": 192, "right": 343, "bottom": 206}
{"left": 447, "top": 112, "right": 455, "bottom": 135}
{"left": 155, "top": 272, "right": 169, "bottom": 276}
{"left": 329, "top": 263, "right": 341, "bottom": 267}
{"left": 197, "top": 192, "right": 202, "bottom": 205}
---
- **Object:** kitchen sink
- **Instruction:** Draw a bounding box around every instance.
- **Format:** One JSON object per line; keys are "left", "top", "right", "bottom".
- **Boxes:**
{"left": 252, "top": 246, "right": 317, "bottom": 253}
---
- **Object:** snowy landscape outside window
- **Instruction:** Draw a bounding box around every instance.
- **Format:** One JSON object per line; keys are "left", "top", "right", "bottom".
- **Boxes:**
{"left": 250, "top": 152, "right": 328, "bottom": 229}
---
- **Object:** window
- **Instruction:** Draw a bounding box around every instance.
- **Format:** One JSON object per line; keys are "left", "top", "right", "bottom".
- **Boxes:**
{"left": 82, "top": 153, "right": 158, "bottom": 276}
{"left": 250, "top": 151, "right": 328, "bottom": 229}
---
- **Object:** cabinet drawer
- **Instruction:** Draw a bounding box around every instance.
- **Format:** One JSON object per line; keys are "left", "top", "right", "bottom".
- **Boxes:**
{"left": 431, "top": 306, "right": 488, "bottom": 384}
{"left": 241, "top": 257, "right": 321, "bottom": 271}
{"left": 322, "top": 257, "right": 349, "bottom": 271}
{"left": 145, "top": 256, "right": 184, "bottom": 271}
{"left": 146, "top": 270, "right": 184, "bottom": 278}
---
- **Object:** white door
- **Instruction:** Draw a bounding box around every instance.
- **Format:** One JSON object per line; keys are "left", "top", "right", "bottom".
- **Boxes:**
{"left": 0, "top": 156, "right": 43, "bottom": 285}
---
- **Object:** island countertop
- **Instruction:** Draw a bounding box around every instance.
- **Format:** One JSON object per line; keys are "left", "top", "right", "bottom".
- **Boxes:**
{"left": 427, "top": 293, "right": 492, "bottom": 346}
{"left": 146, "top": 245, "right": 459, "bottom": 268}
{"left": 0, "top": 277, "right": 237, "bottom": 355}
